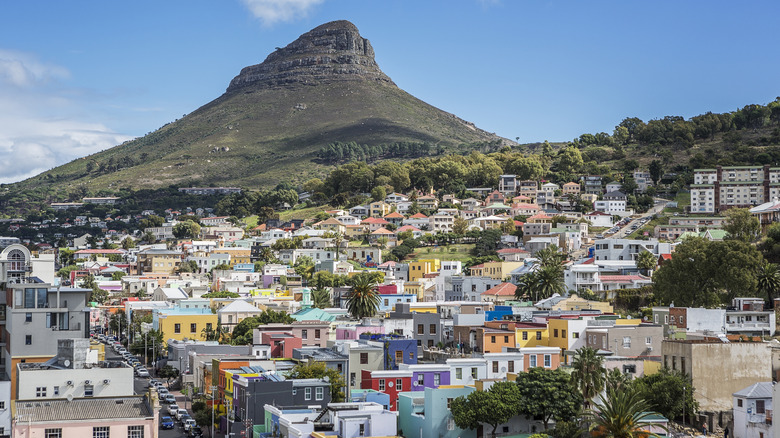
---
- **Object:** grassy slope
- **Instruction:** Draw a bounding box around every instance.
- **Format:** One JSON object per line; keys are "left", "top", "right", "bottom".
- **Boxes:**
{"left": 14, "top": 81, "right": 502, "bottom": 199}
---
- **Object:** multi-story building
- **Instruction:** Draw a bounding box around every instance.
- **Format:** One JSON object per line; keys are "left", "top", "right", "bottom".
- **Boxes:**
{"left": 498, "top": 175, "right": 518, "bottom": 196}
{"left": 562, "top": 182, "right": 581, "bottom": 197}
{"left": 691, "top": 165, "right": 780, "bottom": 213}
{"left": 633, "top": 169, "right": 653, "bottom": 193}
{"left": 582, "top": 176, "right": 603, "bottom": 195}
{"left": 518, "top": 180, "right": 539, "bottom": 199}
{"left": 593, "top": 238, "right": 671, "bottom": 262}
{"left": 594, "top": 191, "right": 628, "bottom": 215}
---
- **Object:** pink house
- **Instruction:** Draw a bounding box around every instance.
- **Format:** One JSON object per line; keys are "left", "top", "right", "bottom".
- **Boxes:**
{"left": 262, "top": 332, "right": 302, "bottom": 358}
{"left": 12, "top": 395, "right": 155, "bottom": 438}
{"left": 253, "top": 321, "right": 331, "bottom": 348}
{"left": 336, "top": 323, "right": 385, "bottom": 340}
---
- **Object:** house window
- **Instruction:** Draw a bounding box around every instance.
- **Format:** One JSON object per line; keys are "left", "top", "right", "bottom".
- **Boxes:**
{"left": 174, "top": 324, "right": 181, "bottom": 334}
{"left": 190, "top": 323, "right": 197, "bottom": 333}
{"left": 646, "top": 337, "right": 652, "bottom": 345}
{"left": 554, "top": 329, "right": 559, "bottom": 338}
{"left": 417, "top": 324, "right": 424, "bottom": 335}
{"left": 360, "top": 353, "right": 368, "bottom": 364}
{"left": 417, "top": 374, "right": 424, "bottom": 385}
{"left": 316, "top": 387, "right": 324, "bottom": 401}
{"left": 536, "top": 331, "right": 542, "bottom": 340}
{"left": 0, "top": 401, "right": 4, "bottom": 409}
{"left": 471, "top": 367, "right": 478, "bottom": 379}
{"left": 447, "top": 398, "right": 453, "bottom": 409}
{"left": 508, "top": 361, "right": 514, "bottom": 373}
{"left": 25, "top": 313, "right": 32, "bottom": 322}
{"left": 492, "top": 361, "right": 499, "bottom": 373}
{"left": 305, "top": 387, "right": 312, "bottom": 400}
{"left": 544, "top": 355, "right": 551, "bottom": 367}
{"left": 434, "top": 373, "right": 440, "bottom": 386}
{"left": 491, "top": 336, "right": 496, "bottom": 343}
{"left": 93, "top": 426, "right": 110, "bottom": 438}
{"left": 409, "top": 352, "right": 414, "bottom": 361}
{"left": 36, "top": 387, "right": 46, "bottom": 397}
{"left": 53, "top": 386, "right": 59, "bottom": 396}
{"left": 26, "top": 335, "right": 32, "bottom": 345}
{"left": 522, "top": 331, "right": 528, "bottom": 341}
{"left": 45, "top": 429, "right": 62, "bottom": 438}
{"left": 396, "top": 350, "right": 403, "bottom": 363}
{"left": 623, "top": 337, "right": 631, "bottom": 348}
{"left": 359, "top": 424, "right": 365, "bottom": 436}
{"left": 315, "top": 329, "right": 321, "bottom": 339}
{"left": 504, "top": 335, "right": 509, "bottom": 343}
{"left": 430, "top": 324, "right": 436, "bottom": 334}
{"left": 456, "top": 368, "right": 463, "bottom": 379}
{"left": 396, "top": 379, "right": 403, "bottom": 390}
{"left": 530, "top": 355, "right": 537, "bottom": 367}
{"left": 127, "top": 425, "right": 144, "bottom": 438}
{"left": 623, "top": 364, "right": 637, "bottom": 374}
{"left": 573, "top": 332, "right": 579, "bottom": 338}
{"left": 85, "top": 384, "right": 94, "bottom": 397}
{"left": 562, "top": 330, "right": 566, "bottom": 338}
{"left": 302, "top": 329, "right": 308, "bottom": 339}
{"left": 206, "top": 323, "right": 213, "bottom": 331}
{"left": 757, "top": 400, "right": 765, "bottom": 414}
{"left": 738, "top": 399, "right": 743, "bottom": 407}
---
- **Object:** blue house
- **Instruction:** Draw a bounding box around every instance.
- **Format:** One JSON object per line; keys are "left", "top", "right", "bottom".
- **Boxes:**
{"left": 378, "top": 293, "right": 417, "bottom": 312}
{"left": 485, "top": 305, "right": 514, "bottom": 322}
{"left": 360, "top": 333, "right": 417, "bottom": 370}
{"left": 398, "top": 386, "right": 476, "bottom": 438}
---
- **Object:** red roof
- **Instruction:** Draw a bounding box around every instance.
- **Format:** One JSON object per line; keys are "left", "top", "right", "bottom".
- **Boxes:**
{"left": 362, "top": 217, "right": 390, "bottom": 224}
{"left": 75, "top": 249, "right": 125, "bottom": 254}
{"left": 600, "top": 275, "right": 647, "bottom": 283}
{"left": 581, "top": 257, "right": 595, "bottom": 264}
{"left": 409, "top": 213, "right": 428, "bottom": 219}
{"left": 371, "top": 227, "right": 395, "bottom": 235}
{"left": 481, "top": 282, "right": 517, "bottom": 296}
{"left": 659, "top": 254, "right": 672, "bottom": 261}
{"left": 497, "top": 248, "right": 528, "bottom": 254}
{"left": 396, "top": 225, "right": 421, "bottom": 233}
{"left": 384, "top": 212, "right": 404, "bottom": 219}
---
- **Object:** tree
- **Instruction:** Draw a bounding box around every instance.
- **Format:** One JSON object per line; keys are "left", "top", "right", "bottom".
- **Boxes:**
{"left": 633, "top": 368, "right": 698, "bottom": 421}
{"left": 173, "top": 220, "right": 201, "bottom": 239}
{"left": 570, "top": 346, "right": 605, "bottom": 409}
{"left": 586, "top": 387, "right": 668, "bottom": 438}
{"left": 370, "top": 186, "right": 386, "bottom": 202}
{"left": 311, "top": 287, "right": 332, "bottom": 309}
{"left": 286, "top": 361, "right": 346, "bottom": 402}
{"left": 605, "top": 367, "right": 633, "bottom": 394}
{"left": 111, "top": 271, "right": 126, "bottom": 281}
{"left": 345, "top": 273, "right": 380, "bottom": 319}
{"left": 293, "top": 255, "right": 315, "bottom": 284}
{"left": 453, "top": 216, "right": 469, "bottom": 236}
{"left": 159, "top": 365, "right": 180, "bottom": 386}
{"left": 451, "top": 381, "right": 522, "bottom": 438}
{"left": 229, "top": 309, "right": 294, "bottom": 345}
{"left": 723, "top": 208, "right": 760, "bottom": 242}
{"left": 757, "top": 261, "right": 780, "bottom": 308}
{"left": 648, "top": 160, "right": 663, "bottom": 185}
{"left": 121, "top": 237, "right": 136, "bottom": 250}
{"left": 192, "top": 404, "right": 214, "bottom": 437}
{"left": 516, "top": 367, "right": 582, "bottom": 430}
{"left": 635, "top": 251, "right": 657, "bottom": 276}
{"left": 557, "top": 147, "right": 584, "bottom": 174}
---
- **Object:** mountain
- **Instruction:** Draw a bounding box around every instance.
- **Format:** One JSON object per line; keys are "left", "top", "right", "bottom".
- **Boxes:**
{"left": 15, "top": 20, "right": 510, "bottom": 197}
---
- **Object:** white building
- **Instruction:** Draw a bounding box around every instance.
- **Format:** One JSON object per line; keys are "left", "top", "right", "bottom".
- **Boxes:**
{"left": 733, "top": 382, "right": 773, "bottom": 438}
{"left": 593, "top": 238, "right": 671, "bottom": 262}
{"left": 594, "top": 191, "right": 628, "bottom": 216}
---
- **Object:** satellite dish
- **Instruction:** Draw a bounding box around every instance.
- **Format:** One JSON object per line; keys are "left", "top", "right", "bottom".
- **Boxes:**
{"left": 322, "top": 376, "right": 330, "bottom": 383}
{"left": 64, "top": 360, "right": 71, "bottom": 367}
{"left": 66, "top": 394, "right": 73, "bottom": 402}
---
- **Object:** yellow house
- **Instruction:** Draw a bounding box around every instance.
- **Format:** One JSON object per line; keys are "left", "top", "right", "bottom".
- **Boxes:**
{"left": 404, "top": 281, "right": 424, "bottom": 301}
{"left": 369, "top": 201, "right": 392, "bottom": 218}
{"left": 136, "top": 248, "right": 182, "bottom": 274}
{"left": 314, "top": 218, "right": 346, "bottom": 234}
{"left": 345, "top": 224, "right": 368, "bottom": 239}
{"left": 155, "top": 309, "right": 219, "bottom": 341}
{"left": 409, "top": 259, "right": 441, "bottom": 282}
{"left": 476, "top": 261, "right": 524, "bottom": 281}
{"left": 213, "top": 247, "right": 251, "bottom": 266}
{"left": 551, "top": 294, "right": 614, "bottom": 313}
{"left": 515, "top": 322, "right": 549, "bottom": 348}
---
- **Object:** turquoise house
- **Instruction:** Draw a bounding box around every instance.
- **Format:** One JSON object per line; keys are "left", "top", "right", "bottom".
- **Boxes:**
{"left": 397, "top": 385, "right": 476, "bottom": 438}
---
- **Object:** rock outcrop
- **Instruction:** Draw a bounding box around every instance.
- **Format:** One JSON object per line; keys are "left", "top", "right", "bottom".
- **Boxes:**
{"left": 227, "top": 20, "right": 394, "bottom": 92}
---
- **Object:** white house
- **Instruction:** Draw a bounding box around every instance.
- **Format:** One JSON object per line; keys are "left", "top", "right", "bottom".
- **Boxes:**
{"left": 733, "top": 382, "right": 773, "bottom": 438}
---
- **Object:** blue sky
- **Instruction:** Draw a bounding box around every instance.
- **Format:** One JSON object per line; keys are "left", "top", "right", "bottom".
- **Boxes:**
{"left": 1, "top": 0, "right": 779, "bottom": 183}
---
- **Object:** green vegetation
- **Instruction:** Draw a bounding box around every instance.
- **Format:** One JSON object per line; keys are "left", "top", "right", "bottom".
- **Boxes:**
{"left": 286, "top": 361, "right": 346, "bottom": 403}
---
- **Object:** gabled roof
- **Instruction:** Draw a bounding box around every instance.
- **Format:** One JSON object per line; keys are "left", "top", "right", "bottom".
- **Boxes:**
{"left": 383, "top": 212, "right": 404, "bottom": 219}
{"left": 218, "top": 300, "right": 262, "bottom": 314}
{"left": 481, "top": 282, "right": 517, "bottom": 296}
{"left": 316, "top": 218, "right": 343, "bottom": 226}
{"left": 362, "top": 217, "right": 389, "bottom": 224}
{"left": 733, "top": 382, "right": 773, "bottom": 399}
{"left": 408, "top": 213, "right": 428, "bottom": 219}
{"left": 371, "top": 227, "right": 395, "bottom": 235}
{"left": 396, "top": 225, "right": 421, "bottom": 233}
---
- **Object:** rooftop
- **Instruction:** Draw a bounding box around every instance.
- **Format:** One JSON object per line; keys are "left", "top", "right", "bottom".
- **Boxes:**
{"left": 14, "top": 396, "right": 153, "bottom": 422}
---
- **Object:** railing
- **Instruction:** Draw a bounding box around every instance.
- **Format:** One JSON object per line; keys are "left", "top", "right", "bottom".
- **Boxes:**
{"left": 747, "top": 413, "right": 767, "bottom": 424}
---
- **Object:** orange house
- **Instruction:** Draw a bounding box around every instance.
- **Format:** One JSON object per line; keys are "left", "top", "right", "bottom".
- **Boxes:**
{"left": 520, "top": 346, "right": 562, "bottom": 371}
{"left": 477, "top": 325, "right": 517, "bottom": 353}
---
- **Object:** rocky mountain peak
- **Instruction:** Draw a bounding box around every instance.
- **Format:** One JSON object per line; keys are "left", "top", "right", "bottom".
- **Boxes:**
{"left": 227, "top": 20, "right": 394, "bottom": 92}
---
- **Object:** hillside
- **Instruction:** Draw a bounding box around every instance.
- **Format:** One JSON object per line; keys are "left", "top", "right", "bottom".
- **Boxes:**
{"left": 11, "top": 20, "right": 508, "bottom": 198}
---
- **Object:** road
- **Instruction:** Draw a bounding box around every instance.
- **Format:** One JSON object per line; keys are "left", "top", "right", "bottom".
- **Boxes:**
{"left": 105, "top": 347, "right": 193, "bottom": 438}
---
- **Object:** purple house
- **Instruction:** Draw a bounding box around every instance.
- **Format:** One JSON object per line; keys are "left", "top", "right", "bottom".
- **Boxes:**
{"left": 402, "top": 364, "right": 451, "bottom": 391}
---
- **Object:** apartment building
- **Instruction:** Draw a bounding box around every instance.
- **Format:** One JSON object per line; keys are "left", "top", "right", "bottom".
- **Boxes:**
{"left": 691, "top": 165, "right": 780, "bottom": 213}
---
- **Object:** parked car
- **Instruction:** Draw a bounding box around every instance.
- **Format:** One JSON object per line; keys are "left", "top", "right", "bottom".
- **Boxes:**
{"left": 160, "top": 416, "right": 175, "bottom": 430}
{"left": 179, "top": 414, "right": 192, "bottom": 427}
{"left": 158, "top": 388, "right": 170, "bottom": 398}
{"left": 148, "top": 379, "right": 159, "bottom": 388}
{"left": 188, "top": 426, "right": 203, "bottom": 437}
{"left": 167, "top": 404, "right": 180, "bottom": 416}
{"left": 175, "top": 408, "right": 189, "bottom": 421}
{"left": 163, "top": 394, "right": 176, "bottom": 404}
{"left": 184, "top": 419, "right": 197, "bottom": 432}
{"left": 136, "top": 368, "right": 150, "bottom": 378}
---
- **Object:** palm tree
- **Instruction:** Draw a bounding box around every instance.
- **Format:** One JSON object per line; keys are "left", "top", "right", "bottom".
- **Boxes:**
{"left": 636, "top": 251, "right": 657, "bottom": 276}
{"left": 586, "top": 387, "right": 668, "bottom": 438}
{"left": 514, "top": 271, "right": 537, "bottom": 301}
{"left": 570, "top": 346, "right": 606, "bottom": 409}
{"left": 311, "top": 287, "right": 332, "bottom": 309}
{"left": 756, "top": 261, "right": 780, "bottom": 308}
{"left": 345, "top": 273, "right": 380, "bottom": 319}
{"left": 534, "top": 263, "right": 565, "bottom": 300}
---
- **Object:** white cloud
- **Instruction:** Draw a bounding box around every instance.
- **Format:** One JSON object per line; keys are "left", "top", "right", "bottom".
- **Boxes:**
{"left": 240, "top": 0, "right": 324, "bottom": 26}
{"left": 0, "top": 49, "right": 132, "bottom": 184}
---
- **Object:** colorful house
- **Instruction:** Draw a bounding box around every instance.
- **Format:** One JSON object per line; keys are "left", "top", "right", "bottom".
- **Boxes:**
{"left": 153, "top": 308, "right": 218, "bottom": 341}
{"left": 360, "top": 369, "right": 412, "bottom": 410}
{"left": 398, "top": 386, "right": 476, "bottom": 438}
{"left": 409, "top": 259, "right": 441, "bottom": 282}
